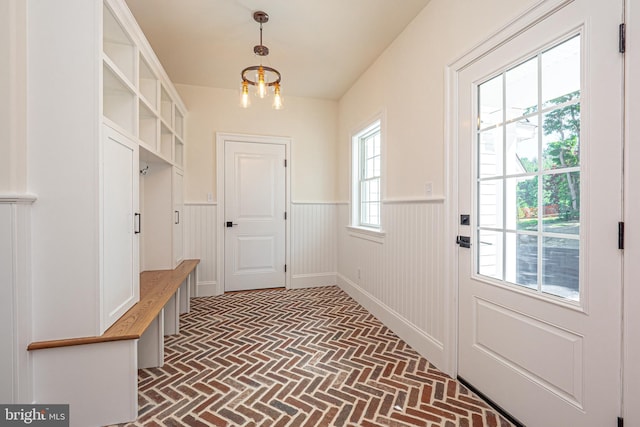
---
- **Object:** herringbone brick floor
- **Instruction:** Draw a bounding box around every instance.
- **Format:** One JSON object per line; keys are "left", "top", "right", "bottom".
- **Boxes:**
{"left": 111, "top": 286, "right": 514, "bottom": 427}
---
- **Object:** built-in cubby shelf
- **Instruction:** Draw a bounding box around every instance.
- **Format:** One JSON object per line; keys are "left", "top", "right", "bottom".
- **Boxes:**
{"left": 138, "top": 55, "right": 158, "bottom": 109}
{"left": 103, "top": 63, "right": 136, "bottom": 135}
{"left": 103, "top": 3, "right": 135, "bottom": 85}
{"left": 160, "top": 87, "right": 172, "bottom": 127}
{"left": 175, "top": 139, "right": 184, "bottom": 168}
{"left": 175, "top": 108, "right": 184, "bottom": 140}
{"left": 138, "top": 100, "right": 158, "bottom": 149}
{"left": 102, "top": 1, "right": 186, "bottom": 171}
{"left": 160, "top": 123, "right": 173, "bottom": 161}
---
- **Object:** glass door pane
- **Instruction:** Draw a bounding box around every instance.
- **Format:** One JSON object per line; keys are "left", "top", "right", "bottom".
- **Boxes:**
{"left": 476, "top": 34, "right": 581, "bottom": 302}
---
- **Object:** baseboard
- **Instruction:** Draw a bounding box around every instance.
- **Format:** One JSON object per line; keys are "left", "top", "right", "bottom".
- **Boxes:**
{"left": 337, "top": 273, "right": 446, "bottom": 371}
{"left": 290, "top": 273, "right": 337, "bottom": 289}
{"left": 195, "top": 281, "right": 218, "bottom": 297}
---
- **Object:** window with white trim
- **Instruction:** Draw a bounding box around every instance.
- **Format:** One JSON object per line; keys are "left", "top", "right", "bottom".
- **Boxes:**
{"left": 352, "top": 120, "right": 382, "bottom": 229}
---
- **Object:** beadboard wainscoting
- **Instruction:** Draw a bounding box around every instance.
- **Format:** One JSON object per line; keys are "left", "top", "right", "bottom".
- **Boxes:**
{"left": 336, "top": 198, "right": 448, "bottom": 370}
{"left": 184, "top": 202, "right": 340, "bottom": 294}
{"left": 183, "top": 203, "right": 218, "bottom": 296}
{"left": 0, "top": 196, "right": 35, "bottom": 403}
{"left": 291, "top": 202, "right": 339, "bottom": 288}
{"left": 183, "top": 199, "right": 449, "bottom": 371}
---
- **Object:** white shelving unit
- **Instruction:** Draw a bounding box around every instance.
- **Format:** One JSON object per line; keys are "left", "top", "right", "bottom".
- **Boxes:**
{"left": 102, "top": 3, "right": 186, "bottom": 172}
{"left": 160, "top": 122, "right": 173, "bottom": 161}
{"left": 102, "top": 1, "right": 188, "bottom": 273}
{"left": 138, "top": 55, "right": 158, "bottom": 108}
{"left": 28, "top": 1, "right": 188, "bottom": 425}
{"left": 160, "top": 86, "right": 173, "bottom": 127}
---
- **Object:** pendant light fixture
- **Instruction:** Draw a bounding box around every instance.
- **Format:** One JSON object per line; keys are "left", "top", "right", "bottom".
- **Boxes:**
{"left": 240, "top": 11, "right": 283, "bottom": 109}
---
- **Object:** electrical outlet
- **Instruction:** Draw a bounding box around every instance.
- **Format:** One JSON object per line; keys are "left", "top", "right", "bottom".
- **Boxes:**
{"left": 207, "top": 192, "right": 213, "bottom": 203}
{"left": 425, "top": 182, "right": 433, "bottom": 197}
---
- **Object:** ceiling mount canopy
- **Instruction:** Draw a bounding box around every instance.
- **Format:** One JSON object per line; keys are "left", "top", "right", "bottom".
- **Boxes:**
{"left": 240, "top": 10, "right": 283, "bottom": 109}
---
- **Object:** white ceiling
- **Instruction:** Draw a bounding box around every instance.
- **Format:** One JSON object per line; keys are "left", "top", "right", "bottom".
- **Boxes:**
{"left": 124, "top": 0, "right": 431, "bottom": 100}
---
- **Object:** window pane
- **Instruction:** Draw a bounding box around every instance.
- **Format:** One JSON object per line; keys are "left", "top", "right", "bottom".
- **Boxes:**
{"left": 354, "top": 121, "right": 381, "bottom": 229}
{"left": 506, "top": 119, "right": 538, "bottom": 174}
{"left": 506, "top": 57, "right": 538, "bottom": 120}
{"left": 479, "top": 127, "right": 503, "bottom": 178}
{"left": 543, "top": 172, "right": 580, "bottom": 235}
{"left": 542, "top": 105, "right": 580, "bottom": 171}
{"left": 542, "top": 35, "right": 580, "bottom": 109}
{"left": 479, "top": 75, "right": 503, "bottom": 129}
{"left": 506, "top": 176, "right": 538, "bottom": 231}
{"left": 366, "top": 158, "right": 375, "bottom": 178}
{"left": 474, "top": 35, "right": 581, "bottom": 303}
{"left": 369, "top": 178, "right": 380, "bottom": 202}
{"left": 478, "top": 229, "right": 503, "bottom": 280}
{"left": 366, "top": 137, "right": 374, "bottom": 158}
{"left": 506, "top": 233, "right": 537, "bottom": 288}
{"left": 478, "top": 179, "right": 503, "bottom": 228}
{"left": 361, "top": 180, "right": 369, "bottom": 203}
{"left": 542, "top": 236, "right": 579, "bottom": 300}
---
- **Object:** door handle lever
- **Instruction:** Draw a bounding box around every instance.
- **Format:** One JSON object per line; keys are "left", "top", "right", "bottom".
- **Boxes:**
{"left": 226, "top": 221, "right": 238, "bottom": 228}
{"left": 456, "top": 235, "right": 471, "bottom": 248}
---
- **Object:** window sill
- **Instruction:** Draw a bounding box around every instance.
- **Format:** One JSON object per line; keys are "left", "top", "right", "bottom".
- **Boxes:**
{"left": 346, "top": 225, "right": 386, "bottom": 244}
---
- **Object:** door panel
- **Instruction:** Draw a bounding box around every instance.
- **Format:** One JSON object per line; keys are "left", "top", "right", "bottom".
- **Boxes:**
{"left": 173, "top": 168, "right": 184, "bottom": 267}
{"left": 457, "top": 1, "right": 623, "bottom": 425}
{"left": 102, "top": 126, "right": 140, "bottom": 332}
{"left": 224, "top": 141, "right": 286, "bottom": 291}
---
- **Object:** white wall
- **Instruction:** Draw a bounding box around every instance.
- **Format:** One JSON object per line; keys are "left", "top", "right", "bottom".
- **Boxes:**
{"left": 336, "top": 0, "right": 538, "bottom": 373}
{"left": 175, "top": 84, "right": 339, "bottom": 203}
{"left": 338, "top": 0, "right": 538, "bottom": 200}
{"left": 28, "top": 0, "right": 102, "bottom": 340}
{"left": 177, "top": 85, "right": 341, "bottom": 294}
{"left": 0, "top": 0, "right": 31, "bottom": 405}
{"left": 624, "top": 0, "right": 640, "bottom": 423}
{"left": 0, "top": 0, "right": 27, "bottom": 193}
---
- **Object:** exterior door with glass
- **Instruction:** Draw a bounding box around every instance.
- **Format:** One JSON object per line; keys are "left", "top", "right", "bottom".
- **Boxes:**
{"left": 456, "top": 1, "right": 623, "bottom": 425}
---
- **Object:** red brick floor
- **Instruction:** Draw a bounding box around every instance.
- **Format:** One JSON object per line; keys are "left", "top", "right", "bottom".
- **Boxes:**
{"left": 111, "top": 286, "right": 514, "bottom": 426}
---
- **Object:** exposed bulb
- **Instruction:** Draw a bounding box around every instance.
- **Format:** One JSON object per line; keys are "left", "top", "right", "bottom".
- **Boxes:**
{"left": 256, "top": 66, "right": 267, "bottom": 98}
{"left": 240, "top": 81, "right": 250, "bottom": 108}
{"left": 273, "top": 83, "right": 283, "bottom": 110}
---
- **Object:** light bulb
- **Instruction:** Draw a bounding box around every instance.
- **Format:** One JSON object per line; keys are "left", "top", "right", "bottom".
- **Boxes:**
{"left": 240, "top": 81, "right": 250, "bottom": 108}
{"left": 256, "top": 66, "right": 267, "bottom": 98}
{"left": 273, "top": 83, "right": 283, "bottom": 110}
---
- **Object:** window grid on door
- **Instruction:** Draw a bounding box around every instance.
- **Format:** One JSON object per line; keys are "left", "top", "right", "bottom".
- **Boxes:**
{"left": 475, "top": 34, "right": 581, "bottom": 302}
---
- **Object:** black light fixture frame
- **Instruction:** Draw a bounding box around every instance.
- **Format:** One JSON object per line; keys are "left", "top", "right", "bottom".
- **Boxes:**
{"left": 240, "top": 11, "right": 282, "bottom": 87}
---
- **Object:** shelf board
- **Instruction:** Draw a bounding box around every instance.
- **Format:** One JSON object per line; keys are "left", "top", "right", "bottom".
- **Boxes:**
{"left": 138, "top": 99, "right": 157, "bottom": 119}
{"left": 103, "top": 55, "right": 136, "bottom": 94}
{"left": 159, "top": 116, "right": 173, "bottom": 133}
{"left": 102, "top": 117, "right": 135, "bottom": 141}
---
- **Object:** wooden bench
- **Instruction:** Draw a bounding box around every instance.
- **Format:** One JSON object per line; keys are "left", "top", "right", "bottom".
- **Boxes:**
{"left": 26, "top": 260, "right": 200, "bottom": 425}
{"left": 28, "top": 259, "right": 200, "bottom": 355}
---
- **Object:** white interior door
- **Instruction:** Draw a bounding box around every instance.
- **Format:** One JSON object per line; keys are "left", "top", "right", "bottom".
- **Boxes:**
{"left": 456, "top": 1, "right": 623, "bottom": 426}
{"left": 224, "top": 141, "right": 286, "bottom": 292}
